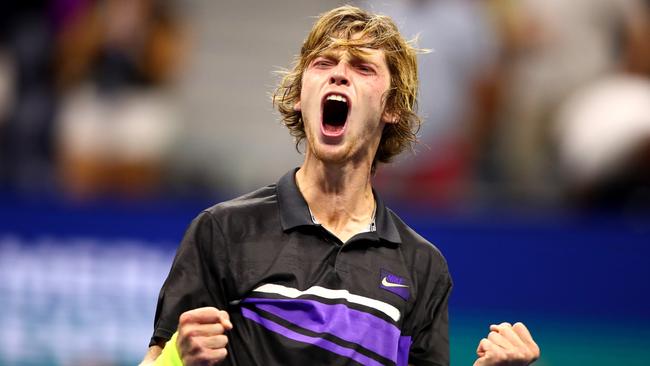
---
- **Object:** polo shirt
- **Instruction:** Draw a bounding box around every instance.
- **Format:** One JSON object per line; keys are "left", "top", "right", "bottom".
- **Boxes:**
{"left": 150, "top": 168, "right": 452, "bottom": 366}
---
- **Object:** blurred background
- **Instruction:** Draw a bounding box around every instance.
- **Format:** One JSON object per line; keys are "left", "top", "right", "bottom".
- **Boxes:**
{"left": 0, "top": 0, "right": 649, "bottom": 365}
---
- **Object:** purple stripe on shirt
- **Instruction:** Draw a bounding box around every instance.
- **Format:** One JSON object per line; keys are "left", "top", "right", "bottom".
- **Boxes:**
{"left": 241, "top": 297, "right": 401, "bottom": 363}
{"left": 397, "top": 335, "right": 412, "bottom": 366}
{"left": 241, "top": 307, "right": 386, "bottom": 366}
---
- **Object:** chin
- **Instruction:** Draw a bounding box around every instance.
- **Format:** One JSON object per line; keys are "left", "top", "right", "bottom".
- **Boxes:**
{"left": 311, "top": 142, "right": 353, "bottom": 165}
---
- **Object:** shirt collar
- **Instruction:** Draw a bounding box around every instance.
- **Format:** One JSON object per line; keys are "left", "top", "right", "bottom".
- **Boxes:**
{"left": 308, "top": 204, "right": 375, "bottom": 232}
{"left": 276, "top": 168, "right": 402, "bottom": 244}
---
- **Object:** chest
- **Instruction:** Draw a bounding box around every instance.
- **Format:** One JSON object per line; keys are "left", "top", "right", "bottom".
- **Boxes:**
{"left": 220, "top": 228, "right": 415, "bottom": 366}
{"left": 221, "top": 227, "right": 413, "bottom": 325}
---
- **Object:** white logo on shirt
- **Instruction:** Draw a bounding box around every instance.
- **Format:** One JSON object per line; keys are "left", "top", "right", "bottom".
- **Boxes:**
{"left": 381, "top": 276, "right": 409, "bottom": 288}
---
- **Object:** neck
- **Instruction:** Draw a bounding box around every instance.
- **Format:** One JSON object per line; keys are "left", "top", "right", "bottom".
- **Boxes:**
{"left": 296, "top": 155, "right": 375, "bottom": 243}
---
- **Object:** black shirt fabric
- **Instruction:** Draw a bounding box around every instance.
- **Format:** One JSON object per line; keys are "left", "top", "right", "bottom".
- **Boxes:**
{"left": 150, "top": 169, "right": 452, "bottom": 366}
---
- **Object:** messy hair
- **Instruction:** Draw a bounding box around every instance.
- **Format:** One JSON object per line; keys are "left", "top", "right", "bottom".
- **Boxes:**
{"left": 273, "top": 5, "right": 422, "bottom": 170}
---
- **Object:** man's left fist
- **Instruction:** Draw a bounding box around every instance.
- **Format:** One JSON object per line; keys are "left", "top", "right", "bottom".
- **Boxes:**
{"left": 473, "top": 322, "right": 540, "bottom": 366}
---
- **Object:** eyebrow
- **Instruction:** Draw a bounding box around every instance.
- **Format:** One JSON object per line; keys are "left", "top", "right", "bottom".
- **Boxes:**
{"left": 317, "top": 49, "right": 379, "bottom": 67}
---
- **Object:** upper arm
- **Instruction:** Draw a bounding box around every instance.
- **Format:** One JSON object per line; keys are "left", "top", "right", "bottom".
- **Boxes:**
{"left": 150, "top": 211, "right": 231, "bottom": 345}
{"left": 406, "top": 255, "right": 453, "bottom": 366}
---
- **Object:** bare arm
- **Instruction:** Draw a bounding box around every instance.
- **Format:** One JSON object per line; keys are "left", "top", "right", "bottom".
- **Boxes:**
{"left": 139, "top": 345, "right": 163, "bottom": 365}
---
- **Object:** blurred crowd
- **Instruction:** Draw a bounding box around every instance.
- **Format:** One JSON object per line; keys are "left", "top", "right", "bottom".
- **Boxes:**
{"left": 1, "top": 0, "right": 650, "bottom": 212}
{"left": 0, "top": 0, "right": 185, "bottom": 199}
{"left": 369, "top": 0, "right": 650, "bottom": 212}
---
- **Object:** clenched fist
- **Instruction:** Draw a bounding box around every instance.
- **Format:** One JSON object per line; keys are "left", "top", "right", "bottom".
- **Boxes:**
{"left": 474, "top": 322, "right": 540, "bottom": 366}
{"left": 177, "top": 307, "right": 233, "bottom": 366}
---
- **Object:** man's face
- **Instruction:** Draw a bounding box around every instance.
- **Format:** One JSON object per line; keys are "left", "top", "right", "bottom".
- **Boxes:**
{"left": 294, "top": 43, "right": 395, "bottom": 167}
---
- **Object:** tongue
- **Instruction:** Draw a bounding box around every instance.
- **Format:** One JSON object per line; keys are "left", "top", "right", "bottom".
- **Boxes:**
{"left": 323, "top": 123, "right": 344, "bottom": 134}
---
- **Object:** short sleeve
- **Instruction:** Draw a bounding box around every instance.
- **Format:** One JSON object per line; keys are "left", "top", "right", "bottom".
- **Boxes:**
{"left": 407, "top": 263, "right": 452, "bottom": 366}
{"left": 149, "top": 211, "right": 230, "bottom": 347}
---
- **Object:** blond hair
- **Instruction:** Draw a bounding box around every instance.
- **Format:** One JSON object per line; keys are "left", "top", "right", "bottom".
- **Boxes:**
{"left": 273, "top": 5, "right": 421, "bottom": 170}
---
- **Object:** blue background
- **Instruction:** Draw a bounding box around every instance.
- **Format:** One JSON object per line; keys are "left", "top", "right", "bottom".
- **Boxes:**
{"left": 2, "top": 194, "right": 648, "bottom": 365}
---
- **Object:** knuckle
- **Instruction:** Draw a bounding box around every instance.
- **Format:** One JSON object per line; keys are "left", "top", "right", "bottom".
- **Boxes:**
{"left": 492, "top": 351, "right": 507, "bottom": 362}
{"left": 219, "top": 334, "right": 229, "bottom": 346}
{"left": 523, "top": 349, "right": 535, "bottom": 360}
{"left": 498, "top": 322, "right": 512, "bottom": 329}
{"left": 533, "top": 343, "right": 541, "bottom": 357}
{"left": 179, "top": 311, "right": 197, "bottom": 325}
{"left": 179, "top": 326, "right": 197, "bottom": 341}
{"left": 530, "top": 348, "right": 541, "bottom": 360}
{"left": 504, "top": 349, "right": 517, "bottom": 359}
{"left": 207, "top": 348, "right": 228, "bottom": 365}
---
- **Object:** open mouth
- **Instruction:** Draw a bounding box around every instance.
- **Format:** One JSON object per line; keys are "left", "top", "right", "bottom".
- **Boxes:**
{"left": 321, "top": 93, "right": 349, "bottom": 136}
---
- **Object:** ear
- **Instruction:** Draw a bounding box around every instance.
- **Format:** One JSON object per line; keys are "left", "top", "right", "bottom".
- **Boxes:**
{"left": 293, "top": 100, "right": 301, "bottom": 112}
{"left": 381, "top": 109, "right": 398, "bottom": 124}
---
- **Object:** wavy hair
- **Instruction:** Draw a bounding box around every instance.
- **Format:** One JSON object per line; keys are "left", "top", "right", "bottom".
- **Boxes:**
{"left": 273, "top": 5, "right": 422, "bottom": 171}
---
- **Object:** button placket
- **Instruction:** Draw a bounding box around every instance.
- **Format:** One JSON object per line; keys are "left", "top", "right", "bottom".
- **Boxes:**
{"left": 333, "top": 244, "right": 349, "bottom": 274}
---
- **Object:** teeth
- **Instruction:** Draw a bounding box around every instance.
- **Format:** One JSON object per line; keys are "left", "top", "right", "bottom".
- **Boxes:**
{"left": 326, "top": 94, "right": 347, "bottom": 103}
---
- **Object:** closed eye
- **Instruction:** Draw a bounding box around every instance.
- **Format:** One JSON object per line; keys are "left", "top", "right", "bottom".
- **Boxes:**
{"left": 356, "top": 64, "right": 376, "bottom": 74}
{"left": 312, "top": 58, "right": 335, "bottom": 68}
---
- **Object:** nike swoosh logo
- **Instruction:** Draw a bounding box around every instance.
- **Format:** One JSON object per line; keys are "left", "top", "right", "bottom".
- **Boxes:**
{"left": 381, "top": 276, "right": 408, "bottom": 288}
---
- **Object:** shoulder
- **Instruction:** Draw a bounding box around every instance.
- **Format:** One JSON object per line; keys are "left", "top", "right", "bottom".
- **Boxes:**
{"left": 205, "top": 183, "right": 278, "bottom": 218}
{"left": 194, "top": 183, "right": 281, "bottom": 241}
{"left": 387, "top": 208, "right": 450, "bottom": 277}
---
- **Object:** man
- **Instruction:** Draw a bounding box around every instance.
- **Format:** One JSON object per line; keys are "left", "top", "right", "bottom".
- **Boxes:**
{"left": 141, "top": 6, "right": 539, "bottom": 366}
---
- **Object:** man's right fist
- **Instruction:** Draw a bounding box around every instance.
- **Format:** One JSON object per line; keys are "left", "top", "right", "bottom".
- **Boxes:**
{"left": 176, "top": 307, "right": 233, "bottom": 365}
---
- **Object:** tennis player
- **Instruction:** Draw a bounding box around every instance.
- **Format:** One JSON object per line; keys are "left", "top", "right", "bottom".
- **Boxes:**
{"left": 141, "top": 5, "right": 539, "bottom": 366}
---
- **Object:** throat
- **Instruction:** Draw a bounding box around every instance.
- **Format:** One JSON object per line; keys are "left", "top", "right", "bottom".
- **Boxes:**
{"left": 295, "top": 165, "right": 376, "bottom": 243}
{"left": 308, "top": 200, "right": 376, "bottom": 243}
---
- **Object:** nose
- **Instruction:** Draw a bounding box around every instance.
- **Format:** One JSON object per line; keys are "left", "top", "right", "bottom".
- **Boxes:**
{"left": 329, "top": 64, "right": 349, "bottom": 86}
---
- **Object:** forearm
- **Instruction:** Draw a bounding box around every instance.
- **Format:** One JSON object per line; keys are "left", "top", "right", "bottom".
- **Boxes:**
{"left": 139, "top": 344, "right": 163, "bottom": 365}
